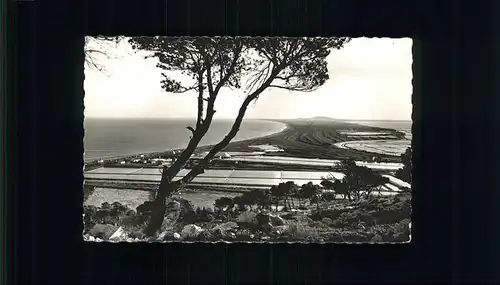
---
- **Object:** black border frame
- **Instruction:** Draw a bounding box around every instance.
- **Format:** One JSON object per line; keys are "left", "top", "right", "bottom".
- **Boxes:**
{"left": 9, "top": 0, "right": 499, "bottom": 283}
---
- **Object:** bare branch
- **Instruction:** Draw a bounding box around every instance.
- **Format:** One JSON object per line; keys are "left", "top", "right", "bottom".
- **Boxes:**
{"left": 269, "top": 84, "right": 320, "bottom": 92}
{"left": 186, "top": 126, "right": 196, "bottom": 134}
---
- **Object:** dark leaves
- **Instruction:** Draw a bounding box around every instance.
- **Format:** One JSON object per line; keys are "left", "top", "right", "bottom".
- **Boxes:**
{"left": 128, "top": 37, "right": 351, "bottom": 95}
{"left": 129, "top": 37, "right": 247, "bottom": 94}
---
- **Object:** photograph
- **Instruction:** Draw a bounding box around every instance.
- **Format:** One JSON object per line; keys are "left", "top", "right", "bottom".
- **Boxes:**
{"left": 82, "top": 36, "right": 412, "bottom": 243}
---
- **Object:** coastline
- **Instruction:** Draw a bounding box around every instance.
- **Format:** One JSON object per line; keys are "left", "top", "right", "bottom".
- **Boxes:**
{"left": 85, "top": 119, "right": 408, "bottom": 167}
{"left": 84, "top": 120, "right": 290, "bottom": 164}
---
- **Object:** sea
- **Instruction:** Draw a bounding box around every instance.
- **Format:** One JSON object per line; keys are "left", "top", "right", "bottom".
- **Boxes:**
{"left": 84, "top": 118, "right": 287, "bottom": 161}
{"left": 84, "top": 118, "right": 412, "bottom": 162}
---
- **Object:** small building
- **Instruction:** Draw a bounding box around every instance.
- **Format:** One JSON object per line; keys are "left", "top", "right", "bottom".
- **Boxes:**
{"left": 151, "top": 158, "right": 172, "bottom": 165}
{"left": 216, "top": 152, "right": 231, "bottom": 159}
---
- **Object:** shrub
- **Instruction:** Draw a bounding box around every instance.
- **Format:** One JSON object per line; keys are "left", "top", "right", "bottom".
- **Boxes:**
{"left": 136, "top": 201, "right": 155, "bottom": 216}
{"left": 282, "top": 220, "right": 320, "bottom": 241}
{"left": 194, "top": 207, "right": 215, "bottom": 223}
{"left": 83, "top": 185, "right": 96, "bottom": 202}
{"left": 322, "top": 192, "right": 336, "bottom": 202}
{"left": 173, "top": 198, "right": 197, "bottom": 223}
{"left": 366, "top": 219, "right": 411, "bottom": 242}
{"left": 309, "top": 207, "right": 352, "bottom": 221}
{"left": 214, "top": 197, "right": 235, "bottom": 213}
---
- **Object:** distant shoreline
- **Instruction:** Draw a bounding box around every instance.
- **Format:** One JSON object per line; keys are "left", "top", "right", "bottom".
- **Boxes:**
{"left": 84, "top": 120, "right": 289, "bottom": 163}
{"left": 85, "top": 119, "right": 408, "bottom": 167}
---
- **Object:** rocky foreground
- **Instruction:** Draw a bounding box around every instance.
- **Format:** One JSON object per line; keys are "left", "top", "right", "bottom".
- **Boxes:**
{"left": 83, "top": 192, "right": 411, "bottom": 243}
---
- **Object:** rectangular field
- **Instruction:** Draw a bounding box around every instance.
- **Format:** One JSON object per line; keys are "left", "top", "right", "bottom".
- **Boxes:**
{"left": 84, "top": 167, "right": 410, "bottom": 189}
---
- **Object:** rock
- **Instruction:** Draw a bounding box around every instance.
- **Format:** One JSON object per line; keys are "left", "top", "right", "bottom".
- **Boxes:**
{"left": 83, "top": 234, "right": 95, "bottom": 242}
{"left": 109, "top": 227, "right": 127, "bottom": 241}
{"left": 181, "top": 224, "right": 204, "bottom": 238}
{"left": 256, "top": 213, "right": 286, "bottom": 229}
{"left": 173, "top": 232, "right": 182, "bottom": 240}
{"left": 88, "top": 224, "right": 121, "bottom": 240}
{"left": 210, "top": 222, "right": 238, "bottom": 239}
{"left": 157, "top": 229, "right": 174, "bottom": 241}
{"left": 236, "top": 211, "right": 258, "bottom": 224}
{"left": 211, "top": 222, "right": 238, "bottom": 232}
{"left": 125, "top": 209, "right": 136, "bottom": 216}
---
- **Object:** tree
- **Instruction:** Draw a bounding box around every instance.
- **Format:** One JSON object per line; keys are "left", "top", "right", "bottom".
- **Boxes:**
{"left": 333, "top": 179, "right": 350, "bottom": 200}
{"left": 128, "top": 36, "right": 351, "bottom": 236}
{"left": 232, "top": 196, "right": 247, "bottom": 212}
{"left": 270, "top": 185, "right": 285, "bottom": 211}
{"left": 395, "top": 147, "right": 411, "bottom": 184}
{"left": 337, "top": 159, "right": 389, "bottom": 201}
{"left": 285, "top": 182, "right": 299, "bottom": 209}
{"left": 320, "top": 179, "right": 338, "bottom": 201}
{"left": 278, "top": 181, "right": 299, "bottom": 210}
{"left": 84, "top": 36, "right": 125, "bottom": 74}
{"left": 270, "top": 181, "right": 299, "bottom": 211}
{"left": 214, "top": 197, "right": 234, "bottom": 220}
{"left": 300, "top": 182, "right": 322, "bottom": 209}
{"left": 250, "top": 189, "right": 273, "bottom": 210}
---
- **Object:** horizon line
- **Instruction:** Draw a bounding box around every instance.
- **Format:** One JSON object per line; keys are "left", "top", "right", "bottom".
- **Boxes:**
{"left": 84, "top": 116, "right": 412, "bottom": 122}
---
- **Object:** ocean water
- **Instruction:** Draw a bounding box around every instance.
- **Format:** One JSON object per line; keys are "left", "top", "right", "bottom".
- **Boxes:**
{"left": 84, "top": 118, "right": 287, "bottom": 161}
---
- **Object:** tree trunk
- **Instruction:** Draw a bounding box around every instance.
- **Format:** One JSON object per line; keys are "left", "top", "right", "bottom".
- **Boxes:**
{"left": 143, "top": 132, "right": 209, "bottom": 236}
{"left": 143, "top": 66, "right": 278, "bottom": 236}
{"left": 143, "top": 180, "right": 180, "bottom": 236}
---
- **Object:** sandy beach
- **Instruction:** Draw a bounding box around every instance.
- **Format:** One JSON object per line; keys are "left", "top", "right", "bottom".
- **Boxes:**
{"left": 194, "top": 119, "right": 406, "bottom": 163}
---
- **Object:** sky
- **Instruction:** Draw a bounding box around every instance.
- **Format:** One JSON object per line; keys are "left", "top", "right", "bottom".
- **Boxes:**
{"left": 84, "top": 37, "right": 413, "bottom": 121}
